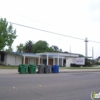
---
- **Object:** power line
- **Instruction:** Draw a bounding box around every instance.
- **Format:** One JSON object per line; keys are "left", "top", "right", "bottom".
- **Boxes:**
{"left": 89, "top": 40, "right": 100, "bottom": 43}
{"left": 8, "top": 21, "right": 100, "bottom": 43}
{"left": 2, "top": 9, "right": 60, "bottom": 29}
{"left": 2, "top": 9, "right": 94, "bottom": 40}
{"left": 1, "top": 9, "right": 100, "bottom": 44}
{"left": 8, "top": 21, "right": 84, "bottom": 40}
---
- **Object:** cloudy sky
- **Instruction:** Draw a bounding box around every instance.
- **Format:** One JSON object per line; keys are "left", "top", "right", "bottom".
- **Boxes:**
{"left": 0, "top": 0, "right": 100, "bottom": 58}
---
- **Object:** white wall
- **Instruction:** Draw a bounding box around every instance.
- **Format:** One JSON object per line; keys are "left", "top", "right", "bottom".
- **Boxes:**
{"left": 6, "top": 54, "right": 22, "bottom": 66}
{"left": 15, "top": 55, "right": 22, "bottom": 65}
{"left": 66, "top": 58, "right": 76, "bottom": 67}
{"left": 28, "top": 58, "right": 36, "bottom": 64}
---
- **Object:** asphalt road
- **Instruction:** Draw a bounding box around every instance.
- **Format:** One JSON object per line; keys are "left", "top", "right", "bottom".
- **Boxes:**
{"left": 0, "top": 72, "right": 100, "bottom": 100}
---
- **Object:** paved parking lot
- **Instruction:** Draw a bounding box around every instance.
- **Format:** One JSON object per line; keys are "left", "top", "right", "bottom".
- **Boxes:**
{"left": 0, "top": 72, "right": 100, "bottom": 100}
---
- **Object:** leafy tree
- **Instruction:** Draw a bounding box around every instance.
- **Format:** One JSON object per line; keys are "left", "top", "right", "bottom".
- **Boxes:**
{"left": 16, "top": 43, "right": 24, "bottom": 52}
{"left": 24, "top": 40, "right": 33, "bottom": 53}
{"left": 5, "top": 46, "right": 13, "bottom": 52}
{"left": 51, "top": 45, "right": 59, "bottom": 52}
{"left": 85, "top": 58, "right": 92, "bottom": 66}
{"left": 33, "top": 40, "right": 49, "bottom": 53}
{"left": 0, "top": 18, "right": 17, "bottom": 50}
{"left": 51, "top": 45, "right": 62, "bottom": 52}
{"left": 59, "top": 49, "right": 62, "bottom": 52}
{"left": 47, "top": 47, "right": 55, "bottom": 52}
{"left": 79, "top": 54, "right": 84, "bottom": 57}
{"left": 17, "top": 40, "right": 62, "bottom": 53}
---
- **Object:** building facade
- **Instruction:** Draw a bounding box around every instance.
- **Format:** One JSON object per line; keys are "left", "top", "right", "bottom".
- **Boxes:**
{"left": 0, "top": 51, "right": 80, "bottom": 67}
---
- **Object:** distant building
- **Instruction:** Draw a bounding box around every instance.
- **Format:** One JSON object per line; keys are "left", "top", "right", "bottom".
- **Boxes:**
{"left": 0, "top": 51, "right": 83, "bottom": 67}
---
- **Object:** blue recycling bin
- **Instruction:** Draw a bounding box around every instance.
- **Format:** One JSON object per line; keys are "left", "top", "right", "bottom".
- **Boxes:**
{"left": 52, "top": 65, "right": 59, "bottom": 73}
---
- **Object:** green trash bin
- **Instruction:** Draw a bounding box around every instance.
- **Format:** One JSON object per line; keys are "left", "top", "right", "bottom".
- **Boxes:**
{"left": 18, "top": 64, "right": 21, "bottom": 73}
{"left": 20, "top": 67, "right": 26, "bottom": 74}
{"left": 28, "top": 65, "right": 36, "bottom": 74}
{"left": 18, "top": 64, "right": 28, "bottom": 74}
{"left": 25, "top": 64, "right": 28, "bottom": 73}
{"left": 18, "top": 64, "right": 23, "bottom": 73}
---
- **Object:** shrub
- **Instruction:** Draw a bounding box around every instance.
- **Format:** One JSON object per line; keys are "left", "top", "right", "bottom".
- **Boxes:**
{"left": 84, "top": 58, "right": 92, "bottom": 66}
{"left": 70, "top": 63, "right": 81, "bottom": 67}
{"left": 95, "top": 62, "right": 100, "bottom": 65}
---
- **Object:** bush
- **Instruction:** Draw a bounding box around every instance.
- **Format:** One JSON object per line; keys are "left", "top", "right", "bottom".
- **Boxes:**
{"left": 84, "top": 58, "right": 92, "bottom": 66}
{"left": 95, "top": 62, "right": 100, "bottom": 65}
{"left": 70, "top": 63, "right": 81, "bottom": 67}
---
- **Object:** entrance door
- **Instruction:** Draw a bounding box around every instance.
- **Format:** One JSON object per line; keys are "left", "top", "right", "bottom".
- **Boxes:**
{"left": 25, "top": 58, "right": 28, "bottom": 64}
{"left": 49, "top": 59, "right": 53, "bottom": 65}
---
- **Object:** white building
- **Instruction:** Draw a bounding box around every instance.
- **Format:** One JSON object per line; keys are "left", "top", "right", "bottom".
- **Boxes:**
{"left": 0, "top": 51, "right": 81, "bottom": 67}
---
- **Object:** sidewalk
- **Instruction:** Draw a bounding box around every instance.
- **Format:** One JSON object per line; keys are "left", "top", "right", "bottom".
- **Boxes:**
{"left": 0, "top": 69, "right": 18, "bottom": 74}
{"left": 60, "top": 69, "right": 100, "bottom": 73}
{"left": 0, "top": 69, "right": 100, "bottom": 74}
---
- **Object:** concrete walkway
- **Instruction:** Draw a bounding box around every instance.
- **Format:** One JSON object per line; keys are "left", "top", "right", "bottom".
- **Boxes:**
{"left": 60, "top": 69, "right": 100, "bottom": 73}
{"left": 0, "top": 69, "right": 100, "bottom": 74}
{"left": 0, "top": 69, "right": 18, "bottom": 74}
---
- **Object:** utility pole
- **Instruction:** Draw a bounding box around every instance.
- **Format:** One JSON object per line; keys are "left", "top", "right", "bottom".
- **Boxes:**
{"left": 84, "top": 37, "right": 88, "bottom": 58}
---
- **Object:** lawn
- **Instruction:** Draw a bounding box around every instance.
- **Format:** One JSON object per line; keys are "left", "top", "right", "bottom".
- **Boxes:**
{"left": 0, "top": 66, "right": 18, "bottom": 69}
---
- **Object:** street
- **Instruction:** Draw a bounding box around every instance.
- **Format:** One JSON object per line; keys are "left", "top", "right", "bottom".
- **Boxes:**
{"left": 0, "top": 72, "right": 100, "bottom": 100}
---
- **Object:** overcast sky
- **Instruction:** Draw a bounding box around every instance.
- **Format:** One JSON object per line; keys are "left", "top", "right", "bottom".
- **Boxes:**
{"left": 0, "top": 0, "right": 100, "bottom": 58}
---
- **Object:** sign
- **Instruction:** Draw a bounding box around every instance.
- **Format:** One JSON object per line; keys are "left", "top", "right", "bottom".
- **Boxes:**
{"left": 76, "top": 57, "right": 85, "bottom": 65}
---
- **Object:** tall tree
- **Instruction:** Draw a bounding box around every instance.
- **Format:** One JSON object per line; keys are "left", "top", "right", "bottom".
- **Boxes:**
{"left": 59, "top": 49, "right": 62, "bottom": 52}
{"left": 0, "top": 18, "right": 17, "bottom": 50}
{"left": 5, "top": 46, "right": 13, "bottom": 52}
{"left": 51, "top": 45, "right": 63, "bottom": 52}
{"left": 16, "top": 43, "right": 24, "bottom": 52}
{"left": 51, "top": 45, "right": 59, "bottom": 52}
{"left": 24, "top": 40, "right": 33, "bottom": 53}
{"left": 33, "top": 40, "right": 49, "bottom": 53}
{"left": 47, "top": 47, "right": 55, "bottom": 52}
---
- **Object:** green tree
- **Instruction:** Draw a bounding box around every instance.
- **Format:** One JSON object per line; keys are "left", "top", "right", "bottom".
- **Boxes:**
{"left": 59, "top": 49, "right": 62, "bottom": 52}
{"left": 51, "top": 45, "right": 62, "bottom": 52}
{"left": 16, "top": 43, "right": 24, "bottom": 52}
{"left": 0, "top": 18, "right": 17, "bottom": 50}
{"left": 47, "top": 47, "right": 55, "bottom": 52}
{"left": 51, "top": 45, "right": 59, "bottom": 52}
{"left": 5, "top": 46, "right": 13, "bottom": 52}
{"left": 24, "top": 40, "right": 33, "bottom": 53}
{"left": 33, "top": 40, "right": 50, "bottom": 53}
{"left": 79, "top": 54, "right": 84, "bottom": 57}
{"left": 17, "top": 40, "right": 63, "bottom": 53}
